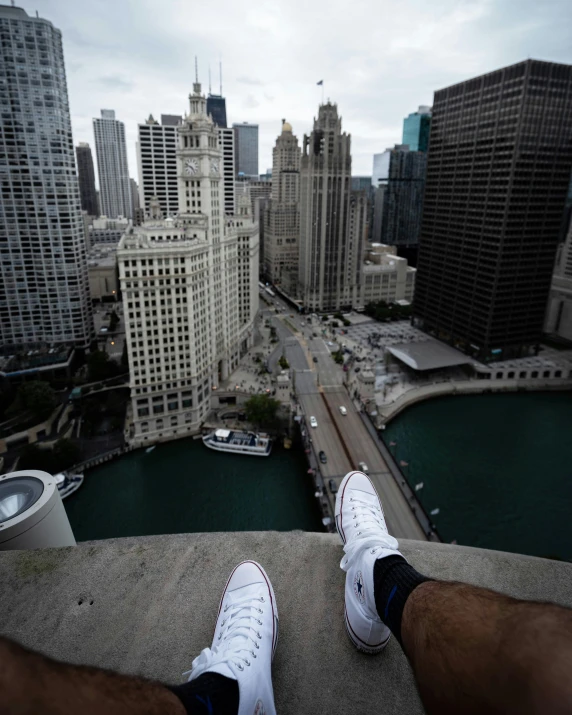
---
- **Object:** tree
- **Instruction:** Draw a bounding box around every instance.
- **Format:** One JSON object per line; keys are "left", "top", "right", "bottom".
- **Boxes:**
{"left": 17, "top": 381, "right": 56, "bottom": 418}
{"left": 244, "top": 394, "right": 281, "bottom": 429}
{"left": 109, "top": 310, "right": 120, "bottom": 332}
{"left": 333, "top": 349, "right": 344, "bottom": 365}
{"left": 87, "top": 350, "right": 110, "bottom": 381}
{"left": 121, "top": 342, "right": 128, "bottom": 368}
{"left": 278, "top": 355, "right": 289, "bottom": 370}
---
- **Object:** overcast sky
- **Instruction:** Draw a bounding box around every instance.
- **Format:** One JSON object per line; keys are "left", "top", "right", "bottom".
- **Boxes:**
{"left": 32, "top": 0, "right": 572, "bottom": 181}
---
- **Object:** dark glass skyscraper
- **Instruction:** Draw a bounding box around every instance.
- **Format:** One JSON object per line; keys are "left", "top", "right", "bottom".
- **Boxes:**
{"left": 414, "top": 60, "right": 572, "bottom": 361}
{"left": 76, "top": 143, "right": 98, "bottom": 216}
{"left": 206, "top": 95, "right": 227, "bottom": 128}
{"left": 402, "top": 106, "right": 432, "bottom": 152}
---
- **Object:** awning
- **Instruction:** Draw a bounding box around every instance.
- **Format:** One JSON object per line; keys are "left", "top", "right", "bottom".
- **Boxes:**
{"left": 388, "top": 340, "right": 473, "bottom": 371}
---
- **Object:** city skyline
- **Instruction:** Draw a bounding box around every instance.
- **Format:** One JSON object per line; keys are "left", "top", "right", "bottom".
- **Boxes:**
{"left": 31, "top": 0, "right": 572, "bottom": 179}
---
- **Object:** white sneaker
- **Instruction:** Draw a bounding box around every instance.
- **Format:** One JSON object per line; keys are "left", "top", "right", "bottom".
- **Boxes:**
{"left": 335, "top": 471, "right": 402, "bottom": 654}
{"left": 186, "top": 561, "right": 278, "bottom": 715}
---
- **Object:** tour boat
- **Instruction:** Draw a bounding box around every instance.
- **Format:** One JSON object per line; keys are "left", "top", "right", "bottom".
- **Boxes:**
{"left": 54, "top": 472, "right": 84, "bottom": 500}
{"left": 202, "top": 428, "right": 272, "bottom": 457}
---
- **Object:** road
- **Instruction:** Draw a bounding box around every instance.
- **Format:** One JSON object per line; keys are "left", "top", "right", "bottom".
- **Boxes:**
{"left": 261, "top": 290, "right": 426, "bottom": 541}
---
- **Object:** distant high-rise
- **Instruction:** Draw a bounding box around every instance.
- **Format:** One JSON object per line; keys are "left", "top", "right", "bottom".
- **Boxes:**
{"left": 299, "top": 102, "right": 358, "bottom": 311}
{"left": 76, "top": 143, "right": 99, "bottom": 216}
{"left": 93, "top": 109, "right": 132, "bottom": 218}
{"left": 263, "top": 121, "right": 301, "bottom": 293}
{"left": 136, "top": 114, "right": 180, "bottom": 217}
{"left": 0, "top": 5, "right": 93, "bottom": 349}
{"left": 207, "top": 95, "right": 227, "bottom": 127}
{"left": 414, "top": 60, "right": 572, "bottom": 361}
{"left": 402, "top": 105, "right": 432, "bottom": 152}
{"left": 372, "top": 145, "right": 426, "bottom": 258}
{"left": 218, "top": 127, "right": 236, "bottom": 214}
{"left": 130, "top": 178, "right": 140, "bottom": 215}
{"left": 233, "top": 123, "right": 259, "bottom": 176}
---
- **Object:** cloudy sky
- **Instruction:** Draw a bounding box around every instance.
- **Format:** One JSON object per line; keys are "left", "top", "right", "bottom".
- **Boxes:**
{"left": 33, "top": 0, "right": 572, "bottom": 181}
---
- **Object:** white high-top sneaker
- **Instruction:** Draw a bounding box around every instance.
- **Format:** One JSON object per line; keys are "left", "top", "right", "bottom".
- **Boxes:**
{"left": 185, "top": 561, "right": 279, "bottom": 715}
{"left": 335, "top": 471, "right": 402, "bottom": 654}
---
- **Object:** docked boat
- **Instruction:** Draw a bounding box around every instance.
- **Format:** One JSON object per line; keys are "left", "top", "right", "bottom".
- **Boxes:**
{"left": 202, "top": 429, "right": 272, "bottom": 457}
{"left": 54, "top": 472, "right": 84, "bottom": 500}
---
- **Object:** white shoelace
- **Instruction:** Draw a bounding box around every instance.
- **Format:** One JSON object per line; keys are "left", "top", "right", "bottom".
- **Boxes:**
{"left": 185, "top": 593, "right": 265, "bottom": 681}
{"left": 340, "top": 495, "right": 399, "bottom": 571}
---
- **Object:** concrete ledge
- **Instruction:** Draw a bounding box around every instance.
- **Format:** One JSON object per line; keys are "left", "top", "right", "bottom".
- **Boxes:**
{"left": 1, "top": 533, "right": 571, "bottom": 714}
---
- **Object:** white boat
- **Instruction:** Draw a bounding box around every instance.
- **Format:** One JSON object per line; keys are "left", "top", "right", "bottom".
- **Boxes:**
{"left": 54, "top": 472, "right": 84, "bottom": 500}
{"left": 202, "top": 428, "right": 272, "bottom": 457}
{"left": 145, "top": 446, "right": 156, "bottom": 453}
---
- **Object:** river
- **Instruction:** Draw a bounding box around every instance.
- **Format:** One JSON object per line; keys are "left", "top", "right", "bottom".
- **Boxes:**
{"left": 383, "top": 391, "right": 572, "bottom": 561}
{"left": 64, "top": 437, "right": 323, "bottom": 541}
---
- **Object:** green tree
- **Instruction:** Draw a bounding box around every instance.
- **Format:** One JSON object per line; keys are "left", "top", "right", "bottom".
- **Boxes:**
{"left": 17, "top": 381, "right": 56, "bottom": 418}
{"left": 87, "top": 350, "right": 110, "bottom": 381}
{"left": 333, "top": 349, "right": 344, "bottom": 365}
{"left": 52, "top": 438, "right": 81, "bottom": 471}
{"left": 278, "top": 355, "right": 289, "bottom": 370}
{"left": 244, "top": 394, "right": 281, "bottom": 429}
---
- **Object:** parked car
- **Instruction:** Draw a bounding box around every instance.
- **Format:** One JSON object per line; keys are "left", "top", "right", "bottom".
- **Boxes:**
{"left": 358, "top": 461, "right": 369, "bottom": 473}
{"left": 319, "top": 450, "right": 327, "bottom": 464}
{"left": 339, "top": 406, "right": 347, "bottom": 416}
{"left": 313, "top": 356, "right": 318, "bottom": 363}
{"left": 310, "top": 416, "right": 318, "bottom": 428}
{"left": 329, "top": 479, "right": 338, "bottom": 494}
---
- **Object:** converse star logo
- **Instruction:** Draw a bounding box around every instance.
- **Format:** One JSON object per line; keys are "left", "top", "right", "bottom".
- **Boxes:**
{"left": 254, "top": 699, "right": 265, "bottom": 715}
{"left": 353, "top": 570, "right": 365, "bottom": 603}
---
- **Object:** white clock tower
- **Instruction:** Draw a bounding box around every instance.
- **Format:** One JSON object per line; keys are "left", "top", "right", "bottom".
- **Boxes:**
{"left": 177, "top": 80, "right": 224, "bottom": 244}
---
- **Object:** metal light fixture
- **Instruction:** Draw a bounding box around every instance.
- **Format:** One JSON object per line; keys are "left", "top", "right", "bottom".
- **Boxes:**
{"left": 0, "top": 470, "right": 76, "bottom": 550}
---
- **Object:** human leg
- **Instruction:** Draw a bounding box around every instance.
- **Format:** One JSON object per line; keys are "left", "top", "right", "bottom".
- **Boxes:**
{"left": 336, "top": 470, "right": 572, "bottom": 715}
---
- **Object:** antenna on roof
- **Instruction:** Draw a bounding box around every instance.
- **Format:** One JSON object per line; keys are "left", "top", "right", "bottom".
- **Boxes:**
{"left": 195, "top": 56, "right": 198, "bottom": 84}
{"left": 219, "top": 57, "right": 223, "bottom": 96}
{"left": 209, "top": 65, "right": 212, "bottom": 94}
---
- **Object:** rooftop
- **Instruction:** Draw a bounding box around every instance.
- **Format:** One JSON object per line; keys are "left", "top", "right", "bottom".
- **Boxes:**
{"left": 388, "top": 340, "right": 473, "bottom": 371}
{"left": 1, "top": 532, "right": 571, "bottom": 714}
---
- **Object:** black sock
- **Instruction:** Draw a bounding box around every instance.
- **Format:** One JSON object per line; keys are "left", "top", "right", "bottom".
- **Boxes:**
{"left": 168, "top": 673, "right": 239, "bottom": 715}
{"left": 373, "top": 555, "right": 433, "bottom": 647}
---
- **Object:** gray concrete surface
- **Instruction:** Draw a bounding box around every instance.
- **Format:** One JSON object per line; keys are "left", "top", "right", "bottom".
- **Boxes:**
{"left": 2, "top": 533, "right": 571, "bottom": 714}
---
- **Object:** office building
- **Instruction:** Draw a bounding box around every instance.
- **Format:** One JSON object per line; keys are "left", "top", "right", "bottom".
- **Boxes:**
{"left": 372, "top": 152, "right": 390, "bottom": 189}
{"left": 263, "top": 121, "right": 301, "bottom": 293}
{"left": 299, "top": 102, "right": 358, "bottom": 311}
{"left": 362, "top": 244, "right": 416, "bottom": 305}
{"left": 348, "top": 190, "right": 368, "bottom": 306}
{"left": 233, "top": 122, "right": 259, "bottom": 176}
{"left": 207, "top": 94, "right": 227, "bottom": 127}
{"left": 351, "top": 176, "right": 373, "bottom": 194}
{"left": 76, "top": 143, "right": 99, "bottom": 216}
{"left": 89, "top": 217, "right": 130, "bottom": 246}
{"left": 372, "top": 145, "right": 426, "bottom": 262}
{"left": 131, "top": 178, "right": 140, "bottom": 215}
{"left": 118, "top": 80, "right": 258, "bottom": 446}
{"left": 402, "top": 105, "right": 432, "bottom": 152}
{"left": 545, "top": 217, "right": 572, "bottom": 342}
{"left": 414, "top": 60, "right": 572, "bottom": 361}
{"left": 93, "top": 109, "right": 132, "bottom": 219}
{"left": 0, "top": 5, "right": 93, "bottom": 349}
{"left": 136, "top": 114, "right": 180, "bottom": 218}
{"left": 87, "top": 244, "right": 118, "bottom": 302}
{"left": 218, "top": 127, "right": 236, "bottom": 215}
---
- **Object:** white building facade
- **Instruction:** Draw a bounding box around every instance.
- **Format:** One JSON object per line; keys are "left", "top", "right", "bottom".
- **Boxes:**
{"left": 136, "top": 115, "right": 180, "bottom": 218}
{"left": 361, "top": 244, "right": 416, "bottom": 304}
{"left": 93, "top": 109, "right": 132, "bottom": 219}
{"left": 118, "top": 81, "right": 259, "bottom": 446}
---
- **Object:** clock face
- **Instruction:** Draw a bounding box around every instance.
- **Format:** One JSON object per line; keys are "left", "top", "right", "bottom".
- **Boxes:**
{"left": 210, "top": 160, "right": 219, "bottom": 175}
{"left": 184, "top": 158, "right": 198, "bottom": 176}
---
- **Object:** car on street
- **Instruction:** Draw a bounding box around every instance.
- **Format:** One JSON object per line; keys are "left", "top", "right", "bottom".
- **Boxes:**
{"left": 358, "top": 461, "right": 369, "bottom": 473}
{"left": 310, "top": 416, "right": 318, "bottom": 428}
{"left": 319, "top": 450, "right": 327, "bottom": 464}
{"left": 339, "top": 406, "right": 347, "bottom": 415}
{"left": 329, "top": 479, "right": 338, "bottom": 494}
{"left": 313, "top": 356, "right": 318, "bottom": 363}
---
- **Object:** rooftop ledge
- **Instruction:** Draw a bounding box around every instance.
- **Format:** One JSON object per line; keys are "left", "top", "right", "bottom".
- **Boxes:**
{"left": 1, "top": 533, "right": 572, "bottom": 714}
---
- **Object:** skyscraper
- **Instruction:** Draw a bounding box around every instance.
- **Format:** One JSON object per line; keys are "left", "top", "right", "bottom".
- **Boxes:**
{"left": 299, "top": 102, "right": 358, "bottom": 311}
{"left": 218, "top": 127, "right": 236, "bottom": 214}
{"left": 0, "top": 5, "right": 93, "bottom": 349}
{"left": 93, "top": 109, "right": 132, "bottom": 218}
{"left": 118, "top": 80, "right": 259, "bottom": 445}
{"left": 263, "top": 120, "right": 301, "bottom": 293}
{"left": 136, "top": 114, "right": 180, "bottom": 218}
{"left": 372, "top": 145, "right": 426, "bottom": 263}
{"left": 414, "top": 60, "right": 572, "bottom": 361}
{"left": 76, "top": 143, "right": 99, "bottom": 216}
{"left": 233, "top": 123, "right": 259, "bottom": 176}
{"left": 402, "top": 105, "right": 432, "bottom": 152}
{"left": 207, "top": 94, "right": 227, "bottom": 127}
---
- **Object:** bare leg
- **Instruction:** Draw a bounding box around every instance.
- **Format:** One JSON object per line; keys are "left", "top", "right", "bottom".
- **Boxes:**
{"left": 0, "top": 636, "right": 185, "bottom": 715}
{"left": 402, "top": 581, "right": 572, "bottom": 715}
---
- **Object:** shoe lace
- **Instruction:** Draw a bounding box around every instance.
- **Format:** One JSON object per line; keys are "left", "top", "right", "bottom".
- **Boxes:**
{"left": 184, "top": 594, "right": 265, "bottom": 681}
{"left": 340, "top": 495, "right": 398, "bottom": 572}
